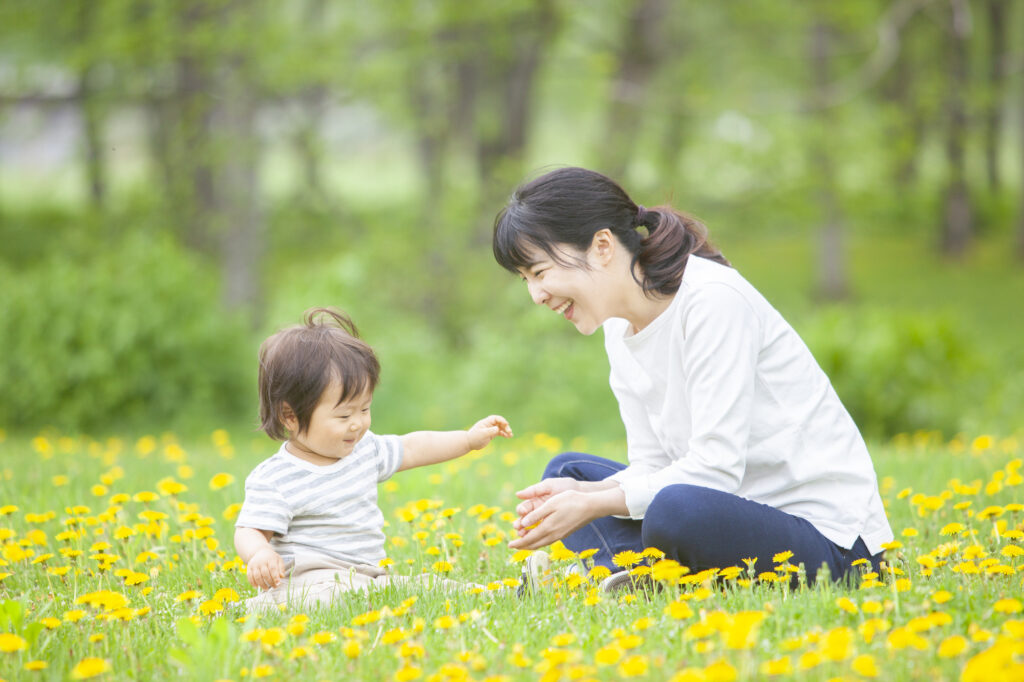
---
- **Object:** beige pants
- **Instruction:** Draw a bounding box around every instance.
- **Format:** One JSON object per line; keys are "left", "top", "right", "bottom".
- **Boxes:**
{"left": 245, "top": 553, "right": 481, "bottom": 612}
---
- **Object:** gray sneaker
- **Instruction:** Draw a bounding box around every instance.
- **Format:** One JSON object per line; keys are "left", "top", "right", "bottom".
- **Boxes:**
{"left": 599, "top": 570, "right": 658, "bottom": 594}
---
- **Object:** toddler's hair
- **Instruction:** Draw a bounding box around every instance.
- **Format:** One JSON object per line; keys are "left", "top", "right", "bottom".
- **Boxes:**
{"left": 258, "top": 307, "right": 380, "bottom": 440}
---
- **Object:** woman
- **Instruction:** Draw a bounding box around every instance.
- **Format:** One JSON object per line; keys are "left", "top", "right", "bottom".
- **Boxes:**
{"left": 493, "top": 167, "right": 892, "bottom": 585}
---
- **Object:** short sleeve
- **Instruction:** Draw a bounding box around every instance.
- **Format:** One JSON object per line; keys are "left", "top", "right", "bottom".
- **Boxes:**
{"left": 235, "top": 477, "right": 292, "bottom": 536}
{"left": 363, "top": 431, "right": 403, "bottom": 482}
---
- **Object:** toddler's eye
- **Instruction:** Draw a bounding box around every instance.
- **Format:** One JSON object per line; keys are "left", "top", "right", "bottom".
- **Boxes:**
{"left": 338, "top": 414, "right": 352, "bottom": 420}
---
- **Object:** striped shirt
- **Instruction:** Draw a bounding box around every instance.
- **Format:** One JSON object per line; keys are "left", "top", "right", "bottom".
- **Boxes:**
{"left": 236, "top": 431, "right": 403, "bottom": 565}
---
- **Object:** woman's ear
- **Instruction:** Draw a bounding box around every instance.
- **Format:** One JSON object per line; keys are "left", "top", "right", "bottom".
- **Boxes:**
{"left": 588, "top": 229, "right": 616, "bottom": 267}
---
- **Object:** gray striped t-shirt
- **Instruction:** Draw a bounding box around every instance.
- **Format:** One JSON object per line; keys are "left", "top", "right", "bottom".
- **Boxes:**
{"left": 236, "top": 431, "right": 403, "bottom": 565}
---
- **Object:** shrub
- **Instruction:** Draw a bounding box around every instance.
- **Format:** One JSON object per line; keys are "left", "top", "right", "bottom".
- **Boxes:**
{"left": 0, "top": 233, "right": 253, "bottom": 432}
{"left": 798, "top": 307, "right": 983, "bottom": 439}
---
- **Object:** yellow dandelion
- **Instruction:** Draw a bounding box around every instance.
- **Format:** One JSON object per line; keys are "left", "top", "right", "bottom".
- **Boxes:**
{"left": 938, "top": 635, "right": 969, "bottom": 658}
{"left": 0, "top": 633, "right": 28, "bottom": 652}
{"left": 24, "top": 660, "right": 47, "bottom": 670}
{"left": 70, "top": 657, "right": 111, "bottom": 679}
{"left": 703, "top": 658, "right": 738, "bottom": 681}
{"left": 342, "top": 638, "right": 361, "bottom": 659}
{"left": 209, "top": 473, "right": 235, "bottom": 491}
{"left": 760, "top": 656, "right": 792, "bottom": 676}
{"left": 175, "top": 590, "right": 201, "bottom": 603}
{"left": 993, "top": 598, "right": 1022, "bottom": 614}
{"left": 617, "top": 654, "right": 648, "bottom": 677}
{"left": 836, "top": 597, "right": 858, "bottom": 614}
{"left": 432, "top": 560, "right": 453, "bottom": 573}
{"left": 612, "top": 550, "right": 642, "bottom": 568}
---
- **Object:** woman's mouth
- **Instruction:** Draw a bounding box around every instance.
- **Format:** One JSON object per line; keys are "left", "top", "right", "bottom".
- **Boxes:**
{"left": 553, "top": 300, "right": 573, "bottom": 318}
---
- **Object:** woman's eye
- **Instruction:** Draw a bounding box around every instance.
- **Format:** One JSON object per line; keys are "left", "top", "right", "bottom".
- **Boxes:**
{"left": 338, "top": 414, "right": 351, "bottom": 420}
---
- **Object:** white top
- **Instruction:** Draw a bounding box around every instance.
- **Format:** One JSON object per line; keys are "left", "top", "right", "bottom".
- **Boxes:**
{"left": 236, "top": 432, "right": 403, "bottom": 565}
{"left": 604, "top": 256, "right": 893, "bottom": 555}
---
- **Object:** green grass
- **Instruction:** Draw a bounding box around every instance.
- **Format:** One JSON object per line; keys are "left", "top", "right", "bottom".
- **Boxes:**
{"left": 1, "top": 428, "right": 1023, "bottom": 681}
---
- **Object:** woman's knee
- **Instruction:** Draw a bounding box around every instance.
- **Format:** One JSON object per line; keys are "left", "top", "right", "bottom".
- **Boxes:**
{"left": 641, "top": 484, "right": 709, "bottom": 551}
{"left": 542, "top": 452, "right": 589, "bottom": 479}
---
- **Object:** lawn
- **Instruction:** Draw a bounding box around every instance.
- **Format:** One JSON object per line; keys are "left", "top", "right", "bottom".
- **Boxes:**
{"left": 0, "top": 428, "right": 1022, "bottom": 681}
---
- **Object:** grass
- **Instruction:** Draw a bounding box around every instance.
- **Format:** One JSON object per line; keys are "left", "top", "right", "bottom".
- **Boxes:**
{"left": 0, "top": 427, "right": 1023, "bottom": 681}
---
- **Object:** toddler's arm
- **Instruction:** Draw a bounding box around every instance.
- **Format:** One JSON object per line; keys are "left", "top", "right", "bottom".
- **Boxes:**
{"left": 235, "top": 526, "right": 285, "bottom": 590}
{"left": 398, "top": 415, "right": 512, "bottom": 472}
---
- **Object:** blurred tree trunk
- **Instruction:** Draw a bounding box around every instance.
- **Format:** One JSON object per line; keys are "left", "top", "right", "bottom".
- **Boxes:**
{"left": 472, "top": 0, "right": 558, "bottom": 232}
{"left": 1018, "top": 43, "right": 1024, "bottom": 260}
{"left": 941, "top": 0, "right": 972, "bottom": 256}
{"left": 75, "top": 1, "right": 107, "bottom": 210}
{"left": 600, "top": 0, "right": 667, "bottom": 180}
{"left": 291, "top": 0, "right": 332, "bottom": 208}
{"left": 879, "top": 29, "right": 923, "bottom": 190}
{"left": 809, "top": 16, "right": 848, "bottom": 301}
{"left": 983, "top": 0, "right": 1007, "bottom": 192}
{"left": 218, "top": 55, "right": 266, "bottom": 319}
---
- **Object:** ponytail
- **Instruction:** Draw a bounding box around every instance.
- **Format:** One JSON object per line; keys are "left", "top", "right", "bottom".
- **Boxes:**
{"left": 493, "top": 167, "right": 730, "bottom": 297}
{"left": 632, "top": 207, "right": 730, "bottom": 296}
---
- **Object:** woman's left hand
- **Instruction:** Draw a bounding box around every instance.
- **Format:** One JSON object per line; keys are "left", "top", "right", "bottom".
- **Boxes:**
{"left": 508, "top": 490, "right": 600, "bottom": 550}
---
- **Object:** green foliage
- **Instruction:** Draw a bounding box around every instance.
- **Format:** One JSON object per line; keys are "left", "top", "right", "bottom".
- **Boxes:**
{"left": 800, "top": 307, "right": 983, "bottom": 439}
{"left": 0, "top": 233, "right": 252, "bottom": 433}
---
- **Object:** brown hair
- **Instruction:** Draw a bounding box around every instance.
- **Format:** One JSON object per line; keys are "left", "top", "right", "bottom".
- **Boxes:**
{"left": 493, "top": 166, "right": 729, "bottom": 296}
{"left": 258, "top": 307, "right": 380, "bottom": 440}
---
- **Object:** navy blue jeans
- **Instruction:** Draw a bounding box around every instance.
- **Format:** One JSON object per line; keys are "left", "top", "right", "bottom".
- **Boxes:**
{"left": 543, "top": 452, "right": 884, "bottom": 584}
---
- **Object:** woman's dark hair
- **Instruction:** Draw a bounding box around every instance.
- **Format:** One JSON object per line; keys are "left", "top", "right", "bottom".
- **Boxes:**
{"left": 257, "top": 307, "right": 380, "bottom": 440}
{"left": 493, "top": 167, "right": 729, "bottom": 296}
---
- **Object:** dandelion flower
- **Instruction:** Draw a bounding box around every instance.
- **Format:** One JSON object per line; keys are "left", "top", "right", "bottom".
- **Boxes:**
{"left": 70, "top": 657, "right": 111, "bottom": 679}
{"left": 24, "top": 660, "right": 47, "bottom": 671}
{"left": 851, "top": 654, "right": 879, "bottom": 677}
{"left": 938, "top": 635, "right": 969, "bottom": 658}
{"left": 993, "top": 598, "right": 1022, "bottom": 614}
{"left": 0, "top": 633, "right": 28, "bottom": 652}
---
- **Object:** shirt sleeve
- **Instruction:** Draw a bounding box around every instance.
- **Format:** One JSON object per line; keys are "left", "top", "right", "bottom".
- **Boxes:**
{"left": 364, "top": 431, "right": 403, "bottom": 482}
{"left": 235, "top": 474, "right": 292, "bottom": 536}
{"left": 616, "top": 282, "right": 760, "bottom": 518}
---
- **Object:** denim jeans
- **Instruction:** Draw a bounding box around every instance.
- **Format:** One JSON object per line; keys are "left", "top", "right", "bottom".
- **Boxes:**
{"left": 543, "top": 452, "right": 884, "bottom": 584}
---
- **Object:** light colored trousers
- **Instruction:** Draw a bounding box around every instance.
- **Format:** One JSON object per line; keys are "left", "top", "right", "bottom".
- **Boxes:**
{"left": 245, "top": 553, "right": 480, "bottom": 612}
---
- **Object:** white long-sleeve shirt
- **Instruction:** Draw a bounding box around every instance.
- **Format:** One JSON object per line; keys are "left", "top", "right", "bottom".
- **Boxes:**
{"left": 604, "top": 256, "right": 893, "bottom": 555}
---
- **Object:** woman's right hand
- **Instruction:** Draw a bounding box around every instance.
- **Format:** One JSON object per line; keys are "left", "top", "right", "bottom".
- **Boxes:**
{"left": 513, "top": 478, "right": 582, "bottom": 530}
{"left": 247, "top": 547, "right": 286, "bottom": 590}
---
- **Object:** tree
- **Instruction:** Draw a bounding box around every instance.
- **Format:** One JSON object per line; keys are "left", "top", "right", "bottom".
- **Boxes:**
{"left": 940, "top": 0, "right": 973, "bottom": 256}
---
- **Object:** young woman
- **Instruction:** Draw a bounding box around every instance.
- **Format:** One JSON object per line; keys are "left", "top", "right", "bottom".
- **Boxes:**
{"left": 493, "top": 167, "right": 892, "bottom": 584}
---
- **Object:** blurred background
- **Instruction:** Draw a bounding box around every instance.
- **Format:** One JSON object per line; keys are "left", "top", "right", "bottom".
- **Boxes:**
{"left": 0, "top": 0, "right": 1022, "bottom": 445}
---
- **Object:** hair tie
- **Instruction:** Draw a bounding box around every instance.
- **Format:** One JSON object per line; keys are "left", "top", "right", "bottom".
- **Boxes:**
{"left": 635, "top": 205, "right": 647, "bottom": 226}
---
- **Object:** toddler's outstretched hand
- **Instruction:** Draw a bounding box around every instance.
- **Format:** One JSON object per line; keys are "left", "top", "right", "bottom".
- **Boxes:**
{"left": 467, "top": 415, "right": 513, "bottom": 450}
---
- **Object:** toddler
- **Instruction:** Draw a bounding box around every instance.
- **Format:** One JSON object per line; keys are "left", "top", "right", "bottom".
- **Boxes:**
{"left": 234, "top": 307, "right": 512, "bottom": 608}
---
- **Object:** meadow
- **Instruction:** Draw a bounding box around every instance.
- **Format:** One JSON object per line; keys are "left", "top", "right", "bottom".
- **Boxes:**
{"left": 1, "top": 427, "right": 1022, "bottom": 681}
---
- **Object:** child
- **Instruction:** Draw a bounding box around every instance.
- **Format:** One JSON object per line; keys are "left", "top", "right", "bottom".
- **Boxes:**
{"left": 234, "top": 307, "right": 512, "bottom": 608}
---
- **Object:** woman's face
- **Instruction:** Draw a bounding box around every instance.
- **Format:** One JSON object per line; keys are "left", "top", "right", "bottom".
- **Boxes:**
{"left": 516, "top": 243, "right": 611, "bottom": 336}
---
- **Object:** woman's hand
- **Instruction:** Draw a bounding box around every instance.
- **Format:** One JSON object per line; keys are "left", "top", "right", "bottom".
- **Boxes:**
{"left": 509, "top": 489, "right": 601, "bottom": 550}
{"left": 512, "top": 477, "right": 582, "bottom": 525}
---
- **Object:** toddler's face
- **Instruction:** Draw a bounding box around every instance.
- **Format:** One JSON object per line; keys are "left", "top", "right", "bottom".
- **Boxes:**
{"left": 286, "top": 381, "right": 372, "bottom": 466}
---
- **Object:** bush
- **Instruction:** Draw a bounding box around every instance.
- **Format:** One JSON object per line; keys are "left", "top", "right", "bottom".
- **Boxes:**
{"left": 0, "top": 233, "right": 253, "bottom": 432}
{"left": 798, "top": 307, "right": 983, "bottom": 440}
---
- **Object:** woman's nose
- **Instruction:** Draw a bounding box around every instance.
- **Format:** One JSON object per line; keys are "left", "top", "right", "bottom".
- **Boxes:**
{"left": 526, "top": 279, "right": 546, "bottom": 305}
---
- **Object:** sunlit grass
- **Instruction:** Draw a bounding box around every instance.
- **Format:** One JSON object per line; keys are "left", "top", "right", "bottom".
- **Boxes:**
{"left": 0, "top": 428, "right": 1022, "bottom": 680}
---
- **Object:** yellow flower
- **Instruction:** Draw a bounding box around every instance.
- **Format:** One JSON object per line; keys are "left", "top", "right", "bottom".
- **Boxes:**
{"left": 70, "top": 657, "right": 111, "bottom": 679}
{"left": 595, "top": 644, "right": 623, "bottom": 665}
{"left": 993, "top": 598, "right": 1022, "bottom": 614}
{"left": 612, "top": 550, "right": 642, "bottom": 568}
{"left": 0, "top": 632, "right": 28, "bottom": 652}
{"left": 433, "top": 615, "right": 457, "bottom": 630}
{"left": 38, "top": 617, "right": 61, "bottom": 629}
{"left": 261, "top": 628, "right": 286, "bottom": 646}
{"left": 394, "top": 664, "right": 422, "bottom": 681}
{"left": 938, "top": 635, "right": 969, "bottom": 658}
{"left": 773, "top": 550, "right": 794, "bottom": 564}
{"left": 703, "top": 658, "right": 738, "bottom": 681}
{"left": 24, "top": 660, "right": 47, "bottom": 670}
{"left": 432, "top": 560, "right": 453, "bottom": 573}
{"left": 175, "top": 590, "right": 201, "bottom": 603}
{"left": 343, "top": 638, "right": 362, "bottom": 658}
{"left": 209, "top": 473, "right": 235, "bottom": 490}
{"left": 52, "top": 475, "right": 70, "bottom": 486}
{"left": 836, "top": 597, "right": 858, "bottom": 614}
{"left": 851, "top": 654, "right": 879, "bottom": 677}
{"left": 311, "top": 631, "right": 336, "bottom": 645}
{"left": 549, "top": 541, "right": 576, "bottom": 561}
{"left": 760, "top": 656, "right": 792, "bottom": 676}
{"left": 617, "top": 654, "right": 648, "bottom": 677}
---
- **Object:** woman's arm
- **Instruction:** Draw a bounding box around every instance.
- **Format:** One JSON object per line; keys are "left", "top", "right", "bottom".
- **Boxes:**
{"left": 398, "top": 415, "right": 512, "bottom": 471}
